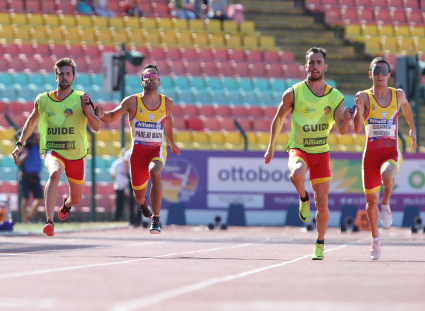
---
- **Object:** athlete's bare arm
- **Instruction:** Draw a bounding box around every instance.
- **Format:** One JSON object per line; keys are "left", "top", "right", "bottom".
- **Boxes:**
{"left": 164, "top": 97, "right": 180, "bottom": 155}
{"left": 264, "top": 88, "right": 294, "bottom": 164}
{"left": 353, "top": 91, "right": 369, "bottom": 133}
{"left": 333, "top": 100, "right": 351, "bottom": 135}
{"left": 397, "top": 89, "right": 418, "bottom": 150}
{"left": 11, "top": 102, "right": 40, "bottom": 165}
{"left": 96, "top": 95, "right": 137, "bottom": 123}
{"left": 81, "top": 94, "right": 101, "bottom": 132}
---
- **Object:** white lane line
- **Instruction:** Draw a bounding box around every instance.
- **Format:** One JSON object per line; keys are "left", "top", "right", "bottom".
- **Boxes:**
{"left": 0, "top": 243, "right": 252, "bottom": 280}
{"left": 111, "top": 243, "right": 353, "bottom": 311}
{"left": 0, "top": 241, "right": 158, "bottom": 257}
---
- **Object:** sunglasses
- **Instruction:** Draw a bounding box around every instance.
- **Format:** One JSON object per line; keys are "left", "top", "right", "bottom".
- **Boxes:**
{"left": 142, "top": 73, "right": 160, "bottom": 80}
{"left": 371, "top": 65, "right": 389, "bottom": 76}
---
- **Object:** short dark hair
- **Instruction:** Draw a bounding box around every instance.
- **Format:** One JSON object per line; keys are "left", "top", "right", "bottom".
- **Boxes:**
{"left": 370, "top": 57, "right": 390, "bottom": 72}
{"left": 305, "top": 47, "right": 327, "bottom": 63}
{"left": 54, "top": 58, "right": 76, "bottom": 76}
{"left": 141, "top": 64, "right": 160, "bottom": 80}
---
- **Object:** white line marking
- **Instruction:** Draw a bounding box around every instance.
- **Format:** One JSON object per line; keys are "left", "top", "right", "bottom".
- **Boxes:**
{"left": 111, "top": 243, "right": 353, "bottom": 311}
{"left": 0, "top": 243, "right": 251, "bottom": 280}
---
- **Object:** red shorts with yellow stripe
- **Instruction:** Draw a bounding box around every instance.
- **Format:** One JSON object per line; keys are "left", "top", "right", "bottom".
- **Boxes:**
{"left": 362, "top": 147, "right": 402, "bottom": 194}
{"left": 130, "top": 144, "right": 167, "bottom": 190}
{"left": 44, "top": 150, "right": 86, "bottom": 184}
{"left": 288, "top": 148, "right": 331, "bottom": 185}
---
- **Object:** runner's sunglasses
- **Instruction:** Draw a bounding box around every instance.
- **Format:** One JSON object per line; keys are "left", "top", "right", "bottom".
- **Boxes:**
{"left": 371, "top": 65, "right": 389, "bottom": 76}
{"left": 142, "top": 73, "right": 160, "bottom": 80}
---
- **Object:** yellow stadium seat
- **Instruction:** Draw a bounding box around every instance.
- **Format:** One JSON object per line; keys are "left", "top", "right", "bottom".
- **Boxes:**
{"left": 109, "top": 17, "right": 124, "bottom": 30}
{"left": 31, "top": 26, "right": 48, "bottom": 42}
{"left": 245, "top": 131, "right": 257, "bottom": 144}
{"left": 191, "top": 131, "right": 209, "bottom": 150}
{"left": 378, "top": 25, "right": 394, "bottom": 37}
{"left": 361, "top": 24, "right": 378, "bottom": 37}
{"left": 160, "top": 31, "right": 178, "bottom": 46}
{"left": 47, "top": 27, "right": 64, "bottom": 42}
{"left": 364, "top": 36, "right": 383, "bottom": 53}
{"left": 171, "top": 18, "right": 188, "bottom": 31}
{"left": 95, "top": 130, "right": 112, "bottom": 142}
{"left": 188, "top": 19, "right": 204, "bottom": 32}
{"left": 91, "top": 15, "right": 108, "bottom": 28}
{"left": 0, "top": 141, "right": 14, "bottom": 154}
{"left": 337, "top": 133, "right": 355, "bottom": 151}
{"left": 43, "top": 14, "right": 60, "bottom": 27}
{"left": 112, "top": 29, "right": 131, "bottom": 44}
{"left": 143, "top": 30, "right": 161, "bottom": 46}
{"left": 10, "top": 13, "right": 27, "bottom": 26}
{"left": 95, "top": 141, "right": 105, "bottom": 156}
{"left": 260, "top": 36, "right": 275, "bottom": 49}
{"left": 130, "top": 28, "right": 144, "bottom": 43}
{"left": 243, "top": 34, "right": 258, "bottom": 49}
{"left": 209, "top": 131, "right": 225, "bottom": 144}
{"left": 0, "top": 25, "right": 16, "bottom": 41}
{"left": 140, "top": 17, "right": 157, "bottom": 30}
{"left": 240, "top": 21, "right": 255, "bottom": 34}
{"left": 276, "top": 132, "right": 289, "bottom": 145}
{"left": 15, "top": 25, "right": 32, "bottom": 42}
{"left": 175, "top": 31, "right": 192, "bottom": 46}
{"left": 353, "top": 133, "right": 366, "bottom": 152}
{"left": 399, "top": 38, "right": 414, "bottom": 53}
{"left": 123, "top": 16, "right": 141, "bottom": 29}
{"left": 382, "top": 37, "right": 400, "bottom": 52}
{"left": 59, "top": 14, "right": 76, "bottom": 28}
{"left": 225, "top": 33, "right": 242, "bottom": 48}
{"left": 95, "top": 29, "right": 113, "bottom": 44}
{"left": 205, "top": 19, "right": 222, "bottom": 33}
{"left": 156, "top": 17, "right": 173, "bottom": 31}
{"left": 223, "top": 20, "right": 238, "bottom": 33}
{"left": 192, "top": 32, "right": 208, "bottom": 47}
{"left": 174, "top": 130, "right": 192, "bottom": 143}
{"left": 256, "top": 131, "right": 270, "bottom": 146}
{"left": 103, "top": 142, "right": 121, "bottom": 156}
{"left": 414, "top": 39, "right": 425, "bottom": 53}
{"left": 224, "top": 131, "right": 241, "bottom": 144}
{"left": 208, "top": 33, "right": 225, "bottom": 48}
{"left": 81, "top": 28, "right": 97, "bottom": 44}
{"left": 110, "top": 129, "right": 120, "bottom": 142}
{"left": 75, "top": 15, "right": 92, "bottom": 28}
{"left": 0, "top": 13, "right": 11, "bottom": 25}
{"left": 411, "top": 26, "right": 425, "bottom": 38}
{"left": 345, "top": 24, "right": 362, "bottom": 40}
{"left": 394, "top": 25, "right": 410, "bottom": 37}
{"left": 64, "top": 27, "right": 82, "bottom": 44}
{"left": 0, "top": 128, "right": 15, "bottom": 140}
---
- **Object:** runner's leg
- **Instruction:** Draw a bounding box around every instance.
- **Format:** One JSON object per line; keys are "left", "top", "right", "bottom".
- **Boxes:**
{"left": 149, "top": 160, "right": 164, "bottom": 217}
{"left": 381, "top": 161, "right": 398, "bottom": 206}
{"left": 312, "top": 180, "right": 330, "bottom": 241}
{"left": 44, "top": 158, "right": 64, "bottom": 222}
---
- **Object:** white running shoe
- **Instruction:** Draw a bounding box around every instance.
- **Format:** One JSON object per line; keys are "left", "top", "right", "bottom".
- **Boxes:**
{"left": 381, "top": 205, "right": 392, "bottom": 229}
{"left": 370, "top": 231, "right": 381, "bottom": 260}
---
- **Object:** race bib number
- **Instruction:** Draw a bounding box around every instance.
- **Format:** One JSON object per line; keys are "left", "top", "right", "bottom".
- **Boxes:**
{"left": 367, "top": 118, "right": 396, "bottom": 141}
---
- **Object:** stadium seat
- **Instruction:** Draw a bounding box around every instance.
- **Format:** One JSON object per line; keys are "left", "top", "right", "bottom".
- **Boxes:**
{"left": 186, "top": 116, "right": 203, "bottom": 130}
{"left": 205, "top": 19, "right": 221, "bottom": 33}
{"left": 225, "top": 33, "right": 242, "bottom": 48}
{"left": 193, "top": 89, "right": 212, "bottom": 104}
{"left": 8, "top": 0, "right": 25, "bottom": 11}
{"left": 211, "top": 48, "right": 228, "bottom": 62}
{"left": 266, "top": 63, "right": 284, "bottom": 78}
{"left": 219, "top": 117, "right": 237, "bottom": 131}
{"left": 202, "top": 116, "right": 220, "bottom": 131}
{"left": 210, "top": 90, "right": 228, "bottom": 105}
{"left": 215, "top": 104, "right": 231, "bottom": 117}
{"left": 208, "top": 33, "right": 226, "bottom": 48}
{"left": 249, "top": 63, "right": 266, "bottom": 77}
{"left": 240, "top": 21, "right": 255, "bottom": 34}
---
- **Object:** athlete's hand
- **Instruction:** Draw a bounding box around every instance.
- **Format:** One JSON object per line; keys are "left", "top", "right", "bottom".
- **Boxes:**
{"left": 355, "top": 92, "right": 364, "bottom": 108}
{"left": 169, "top": 141, "right": 180, "bottom": 155}
{"left": 95, "top": 105, "right": 105, "bottom": 119}
{"left": 80, "top": 94, "right": 91, "bottom": 111}
{"left": 264, "top": 147, "right": 274, "bottom": 164}
{"left": 12, "top": 146, "right": 23, "bottom": 165}
{"left": 343, "top": 107, "right": 352, "bottom": 121}
{"left": 410, "top": 129, "right": 419, "bottom": 151}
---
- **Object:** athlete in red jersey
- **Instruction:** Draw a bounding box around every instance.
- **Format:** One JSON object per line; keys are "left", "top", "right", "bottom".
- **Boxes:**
{"left": 353, "top": 57, "right": 418, "bottom": 260}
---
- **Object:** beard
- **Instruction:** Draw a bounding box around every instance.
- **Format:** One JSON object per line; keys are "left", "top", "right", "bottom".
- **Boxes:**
{"left": 144, "top": 83, "right": 158, "bottom": 90}
{"left": 58, "top": 81, "right": 71, "bottom": 90}
{"left": 308, "top": 72, "right": 324, "bottom": 81}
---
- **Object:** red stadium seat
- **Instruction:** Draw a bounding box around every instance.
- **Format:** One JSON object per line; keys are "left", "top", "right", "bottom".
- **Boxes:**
{"left": 201, "top": 61, "right": 219, "bottom": 76}
{"left": 391, "top": 9, "right": 407, "bottom": 23}
{"left": 198, "top": 48, "right": 213, "bottom": 61}
{"left": 50, "top": 44, "right": 69, "bottom": 57}
{"left": 340, "top": 0, "right": 356, "bottom": 6}
{"left": 370, "top": 0, "right": 387, "bottom": 8}
{"left": 41, "top": 0, "right": 57, "bottom": 13}
{"left": 341, "top": 7, "right": 359, "bottom": 22}
{"left": 186, "top": 116, "right": 203, "bottom": 130}
{"left": 84, "top": 45, "right": 101, "bottom": 58}
{"left": 19, "top": 43, "right": 34, "bottom": 56}
{"left": 263, "top": 106, "right": 277, "bottom": 119}
{"left": 211, "top": 48, "right": 228, "bottom": 62}
{"left": 283, "top": 63, "right": 303, "bottom": 79}
{"left": 228, "top": 49, "right": 245, "bottom": 62}
{"left": 247, "top": 105, "right": 264, "bottom": 118}
{"left": 107, "top": 0, "right": 123, "bottom": 15}
{"left": 358, "top": 7, "right": 375, "bottom": 22}
{"left": 0, "top": 57, "right": 9, "bottom": 71}
{"left": 305, "top": 0, "right": 322, "bottom": 10}
{"left": 33, "top": 44, "right": 50, "bottom": 56}
{"left": 165, "top": 47, "right": 181, "bottom": 61}
{"left": 233, "top": 62, "right": 250, "bottom": 77}
{"left": 26, "top": 0, "right": 42, "bottom": 12}
{"left": 198, "top": 104, "right": 215, "bottom": 117}
{"left": 172, "top": 116, "right": 186, "bottom": 130}
{"left": 266, "top": 63, "right": 284, "bottom": 78}
{"left": 151, "top": 2, "right": 170, "bottom": 17}
{"left": 7, "top": 101, "right": 23, "bottom": 114}
{"left": 202, "top": 117, "right": 220, "bottom": 131}
{"left": 180, "top": 47, "right": 198, "bottom": 61}
{"left": 325, "top": 7, "right": 342, "bottom": 24}
{"left": 245, "top": 50, "right": 262, "bottom": 63}
{"left": 215, "top": 105, "right": 231, "bottom": 117}
{"left": 152, "top": 59, "right": 170, "bottom": 75}
{"left": 181, "top": 103, "right": 198, "bottom": 117}
{"left": 387, "top": 0, "right": 404, "bottom": 8}
{"left": 375, "top": 8, "right": 392, "bottom": 23}
{"left": 147, "top": 47, "right": 166, "bottom": 61}
{"left": 263, "top": 51, "right": 280, "bottom": 64}
{"left": 249, "top": 63, "right": 266, "bottom": 77}
{"left": 404, "top": 0, "right": 419, "bottom": 9}
{"left": 171, "top": 104, "right": 184, "bottom": 117}
{"left": 138, "top": 1, "right": 152, "bottom": 14}
{"left": 168, "top": 60, "right": 187, "bottom": 76}
{"left": 406, "top": 9, "right": 424, "bottom": 23}
{"left": 185, "top": 60, "right": 203, "bottom": 76}
{"left": 9, "top": 56, "right": 25, "bottom": 71}
{"left": 279, "top": 51, "right": 295, "bottom": 63}
{"left": 0, "top": 100, "right": 7, "bottom": 113}
{"left": 357, "top": 0, "right": 372, "bottom": 7}
{"left": 219, "top": 62, "right": 237, "bottom": 77}
{"left": 252, "top": 119, "right": 270, "bottom": 132}
{"left": 56, "top": 0, "right": 78, "bottom": 14}
{"left": 8, "top": 0, "right": 25, "bottom": 11}
{"left": 235, "top": 117, "right": 251, "bottom": 131}
{"left": 231, "top": 105, "right": 248, "bottom": 117}
{"left": 68, "top": 45, "right": 84, "bottom": 58}
{"left": 25, "top": 56, "right": 42, "bottom": 72}
{"left": 3, "top": 43, "right": 20, "bottom": 55}
{"left": 218, "top": 117, "right": 236, "bottom": 131}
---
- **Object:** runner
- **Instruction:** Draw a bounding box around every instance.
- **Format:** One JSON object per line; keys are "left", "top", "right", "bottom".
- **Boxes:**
{"left": 264, "top": 47, "right": 352, "bottom": 260}
{"left": 11, "top": 58, "right": 101, "bottom": 236}
{"left": 95, "top": 64, "right": 180, "bottom": 233}
{"left": 353, "top": 56, "right": 418, "bottom": 260}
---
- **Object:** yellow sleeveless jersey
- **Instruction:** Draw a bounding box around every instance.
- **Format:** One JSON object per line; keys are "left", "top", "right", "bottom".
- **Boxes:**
{"left": 364, "top": 88, "right": 399, "bottom": 150}
{"left": 287, "top": 81, "right": 344, "bottom": 154}
{"left": 37, "top": 90, "right": 89, "bottom": 160}
{"left": 129, "top": 94, "right": 167, "bottom": 146}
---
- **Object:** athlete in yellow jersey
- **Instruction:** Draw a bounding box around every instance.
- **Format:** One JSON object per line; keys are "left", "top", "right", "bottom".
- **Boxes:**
{"left": 96, "top": 64, "right": 180, "bottom": 233}
{"left": 11, "top": 58, "right": 101, "bottom": 236}
{"left": 353, "top": 57, "right": 418, "bottom": 260}
{"left": 264, "top": 48, "right": 352, "bottom": 260}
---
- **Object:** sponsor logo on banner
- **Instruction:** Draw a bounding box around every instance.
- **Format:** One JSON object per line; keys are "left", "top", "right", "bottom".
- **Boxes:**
{"left": 162, "top": 158, "right": 199, "bottom": 203}
{"left": 393, "top": 160, "right": 425, "bottom": 193}
{"left": 207, "top": 194, "right": 264, "bottom": 208}
{"left": 208, "top": 158, "right": 297, "bottom": 193}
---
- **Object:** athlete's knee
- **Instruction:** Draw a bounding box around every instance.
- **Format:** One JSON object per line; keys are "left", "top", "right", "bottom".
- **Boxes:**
{"left": 314, "top": 193, "right": 328, "bottom": 211}
{"left": 290, "top": 170, "right": 304, "bottom": 185}
{"left": 134, "top": 192, "right": 146, "bottom": 204}
{"left": 366, "top": 197, "right": 379, "bottom": 210}
{"left": 68, "top": 195, "right": 82, "bottom": 206}
{"left": 149, "top": 169, "right": 162, "bottom": 183}
{"left": 48, "top": 170, "right": 62, "bottom": 183}
{"left": 381, "top": 171, "right": 395, "bottom": 186}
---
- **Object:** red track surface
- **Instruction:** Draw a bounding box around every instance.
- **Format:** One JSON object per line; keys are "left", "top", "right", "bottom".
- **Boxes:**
{"left": 0, "top": 226, "right": 424, "bottom": 311}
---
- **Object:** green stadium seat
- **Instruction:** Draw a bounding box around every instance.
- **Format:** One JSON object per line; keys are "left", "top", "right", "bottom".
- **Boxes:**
{"left": 210, "top": 90, "right": 228, "bottom": 105}
{"left": 237, "top": 77, "right": 252, "bottom": 90}
{"left": 13, "top": 73, "right": 28, "bottom": 85}
{"left": 205, "top": 77, "right": 222, "bottom": 90}
{"left": 28, "top": 73, "right": 46, "bottom": 86}
{"left": 0, "top": 156, "right": 15, "bottom": 168}
{"left": 188, "top": 77, "right": 204, "bottom": 89}
{"left": 91, "top": 74, "right": 102, "bottom": 87}
{"left": 193, "top": 89, "right": 212, "bottom": 104}
{"left": 173, "top": 76, "right": 190, "bottom": 90}
{"left": 76, "top": 73, "right": 92, "bottom": 86}
{"left": 252, "top": 78, "right": 270, "bottom": 91}
{"left": 0, "top": 73, "right": 14, "bottom": 86}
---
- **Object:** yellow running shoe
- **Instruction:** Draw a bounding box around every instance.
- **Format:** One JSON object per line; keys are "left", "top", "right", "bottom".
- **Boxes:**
{"left": 299, "top": 196, "right": 310, "bottom": 223}
{"left": 312, "top": 243, "right": 324, "bottom": 260}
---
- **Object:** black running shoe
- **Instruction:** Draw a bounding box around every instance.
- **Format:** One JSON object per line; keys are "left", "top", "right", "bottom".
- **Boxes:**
{"left": 138, "top": 196, "right": 151, "bottom": 218}
{"left": 150, "top": 216, "right": 161, "bottom": 234}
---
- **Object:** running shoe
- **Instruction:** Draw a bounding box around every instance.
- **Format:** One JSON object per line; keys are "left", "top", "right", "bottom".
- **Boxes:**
{"left": 381, "top": 205, "right": 392, "bottom": 229}
{"left": 312, "top": 243, "right": 324, "bottom": 260}
{"left": 43, "top": 220, "right": 54, "bottom": 236}
{"left": 299, "top": 195, "right": 311, "bottom": 223}
{"left": 138, "top": 196, "right": 151, "bottom": 218}
{"left": 58, "top": 195, "right": 71, "bottom": 221}
{"left": 370, "top": 231, "right": 381, "bottom": 260}
{"left": 150, "top": 216, "right": 161, "bottom": 234}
